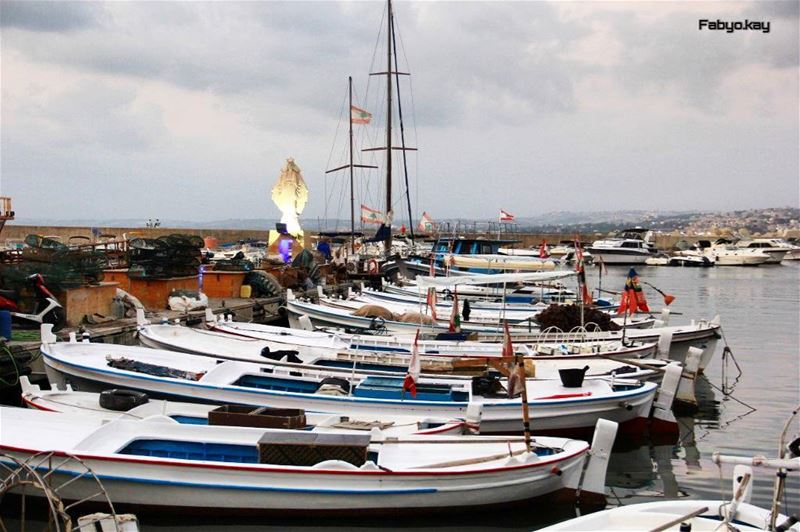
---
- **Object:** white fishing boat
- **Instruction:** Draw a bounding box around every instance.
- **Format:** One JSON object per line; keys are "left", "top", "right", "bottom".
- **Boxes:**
{"left": 0, "top": 406, "right": 620, "bottom": 515}
{"left": 19, "top": 376, "right": 471, "bottom": 436}
{"left": 40, "top": 326, "right": 681, "bottom": 439}
{"left": 206, "top": 312, "right": 659, "bottom": 362}
{"left": 541, "top": 418, "right": 800, "bottom": 531}
{"left": 446, "top": 254, "right": 557, "bottom": 271}
{"left": 138, "top": 320, "right": 666, "bottom": 385}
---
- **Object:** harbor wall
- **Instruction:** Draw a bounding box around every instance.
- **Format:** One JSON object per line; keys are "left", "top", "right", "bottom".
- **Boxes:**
{"left": 2, "top": 224, "right": 709, "bottom": 250}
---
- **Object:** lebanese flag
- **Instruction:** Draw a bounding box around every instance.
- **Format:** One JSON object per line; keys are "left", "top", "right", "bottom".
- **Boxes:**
{"left": 429, "top": 257, "right": 436, "bottom": 277}
{"left": 351, "top": 105, "right": 372, "bottom": 125}
{"left": 539, "top": 239, "right": 549, "bottom": 258}
{"left": 402, "top": 330, "right": 421, "bottom": 397}
{"left": 499, "top": 209, "right": 514, "bottom": 222}
{"left": 574, "top": 239, "right": 592, "bottom": 305}
{"left": 418, "top": 212, "right": 434, "bottom": 232}
{"left": 448, "top": 289, "right": 461, "bottom": 332}
{"left": 503, "top": 322, "right": 524, "bottom": 398}
{"left": 426, "top": 287, "right": 438, "bottom": 321}
{"left": 360, "top": 204, "right": 385, "bottom": 224}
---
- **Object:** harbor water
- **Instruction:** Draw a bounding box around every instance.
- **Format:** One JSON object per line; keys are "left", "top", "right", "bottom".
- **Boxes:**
{"left": 8, "top": 263, "right": 800, "bottom": 530}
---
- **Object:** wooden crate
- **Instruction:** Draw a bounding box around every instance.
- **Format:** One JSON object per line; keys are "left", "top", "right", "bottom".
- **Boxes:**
{"left": 257, "top": 431, "right": 370, "bottom": 467}
{"left": 208, "top": 405, "right": 306, "bottom": 429}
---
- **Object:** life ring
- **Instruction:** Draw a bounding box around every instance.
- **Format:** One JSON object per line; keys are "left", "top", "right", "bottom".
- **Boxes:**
{"left": 367, "top": 259, "right": 379, "bottom": 275}
{"left": 99, "top": 389, "right": 149, "bottom": 411}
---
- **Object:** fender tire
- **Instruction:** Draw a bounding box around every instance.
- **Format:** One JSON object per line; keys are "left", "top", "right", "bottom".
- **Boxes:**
{"left": 99, "top": 389, "right": 150, "bottom": 411}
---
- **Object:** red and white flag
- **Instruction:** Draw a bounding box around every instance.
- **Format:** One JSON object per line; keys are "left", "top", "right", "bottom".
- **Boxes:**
{"left": 402, "top": 330, "right": 421, "bottom": 397}
{"left": 539, "top": 239, "right": 549, "bottom": 258}
{"left": 429, "top": 257, "right": 436, "bottom": 277}
{"left": 499, "top": 209, "right": 514, "bottom": 222}
{"left": 360, "top": 204, "right": 385, "bottom": 224}
{"left": 350, "top": 105, "right": 372, "bottom": 125}
{"left": 426, "top": 287, "right": 438, "bottom": 321}
{"left": 503, "top": 322, "right": 524, "bottom": 398}
{"left": 418, "top": 212, "right": 435, "bottom": 232}
{"left": 448, "top": 289, "right": 461, "bottom": 332}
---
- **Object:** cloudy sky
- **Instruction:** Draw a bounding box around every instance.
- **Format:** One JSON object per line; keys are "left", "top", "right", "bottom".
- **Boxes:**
{"left": 1, "top": 1, "right": 798, "bottom": 226}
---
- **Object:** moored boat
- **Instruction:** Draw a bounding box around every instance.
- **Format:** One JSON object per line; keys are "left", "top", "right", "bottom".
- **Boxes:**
{"left": 0, "top": 406, "right": 620, "bottom": 515}
{"left": 40, "top": 326, "right": 681, "bottom": 439}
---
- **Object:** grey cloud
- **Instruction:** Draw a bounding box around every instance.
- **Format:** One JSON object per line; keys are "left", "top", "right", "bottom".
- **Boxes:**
{"left": 0, "top": 1, "right": 102, "bottom": 32}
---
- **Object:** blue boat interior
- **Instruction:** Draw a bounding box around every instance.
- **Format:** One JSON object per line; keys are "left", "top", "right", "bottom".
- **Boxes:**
{"left": 120, "top": 439, "right": 258, "bottom": 463}
{"left": 233, "top": 374, "right": 320, "bottom": 393}
{"left": 313, "top": 359, "right": 408, "bottom": 373}
{"left": 354, "top": 376, "right": 469, "bottom": 402}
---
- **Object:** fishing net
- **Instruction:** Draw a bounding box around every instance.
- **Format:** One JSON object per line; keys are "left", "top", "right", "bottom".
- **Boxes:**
{"left": 128, "top": 234, "right": 202, "bottom": 279}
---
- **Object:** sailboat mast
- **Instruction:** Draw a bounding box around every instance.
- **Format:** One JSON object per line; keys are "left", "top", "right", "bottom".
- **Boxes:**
{"left": 348, "top": 76, "right": 355, "bottom": 255}
{"left": 384, "top": 0, "right": 393, "bottom": 255}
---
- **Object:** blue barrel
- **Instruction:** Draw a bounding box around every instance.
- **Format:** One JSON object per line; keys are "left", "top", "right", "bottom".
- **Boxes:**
{"left": 0, "top": 310, "right": 11, "bottom": 341}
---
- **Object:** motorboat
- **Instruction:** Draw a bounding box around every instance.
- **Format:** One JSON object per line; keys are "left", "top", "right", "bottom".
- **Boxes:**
{"left": 587, "top": 228, "right": 659, "bottom": 265}
{"left": 735, "top": 238, "right": 794, "bottom": 263}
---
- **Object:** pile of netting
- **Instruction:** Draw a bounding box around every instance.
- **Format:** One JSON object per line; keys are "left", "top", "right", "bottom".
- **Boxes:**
{"left": 128, "top": 234, "right": 203, "bottom": 279}
{"left": 0, "top": 235, "right": 108, "bottom": 291}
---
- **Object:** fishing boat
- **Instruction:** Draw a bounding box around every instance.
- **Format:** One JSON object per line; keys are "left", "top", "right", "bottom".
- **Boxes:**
{"left": 39, "top": 326, "right": 681, "bottom": 439}
{"left": 19, "top": 376, "right": 471, "bottom": 436}
{"left": 0, "top": 406, "right": 619, "bottom": 515}
{"left": 541, "top": 410, "right": 800, "bottom": 531}
{"left": 138, "top": 318, "right": 666, "bottom": 384}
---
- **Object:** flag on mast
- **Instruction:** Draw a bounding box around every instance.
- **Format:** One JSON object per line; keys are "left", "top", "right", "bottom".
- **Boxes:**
{"left": 418, "top": 212, "right": 435, "bottom": 232}
{"left": 539, "top": 239, "right": 549, "bottom": 258}
{"left": 402, "top": 330, "right": 421, "bottom": 397}
{"left": 448, "top": 289, "right": 461, "bottom": 332}
{"left": 503, "top": 321, "right": 524, "bottom": 398}
{"left": 360, "top": 204, "right": 385, "bottom": 224}
{"left": 426, "top": 287, "right": 438, "bottom": 321}
{"left": 617, "top": 268, "right": 650, "bottom": 315}
{"left": 499, "top": 209, "right": 514, "bottom": 222}
{"left": 350, "top": 105, "right": 372, "bottom": 125}
{"left": 574, "top": 239, "right": 592, "bottom": 305}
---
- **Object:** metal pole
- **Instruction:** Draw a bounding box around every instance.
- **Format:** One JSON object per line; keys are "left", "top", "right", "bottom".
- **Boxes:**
{"left": 384, "top": 0, "right": 393, "bottom": 255}
{"left": 348, "top": 76, "right": 355, "bottom": 255}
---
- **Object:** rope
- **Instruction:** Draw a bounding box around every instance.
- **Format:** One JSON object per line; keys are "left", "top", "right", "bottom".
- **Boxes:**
{"left": 0, "top": 343, "right": 21, "bottom": 387}
{"left": 718, "top": 326, "right": 743, "bottom": 396}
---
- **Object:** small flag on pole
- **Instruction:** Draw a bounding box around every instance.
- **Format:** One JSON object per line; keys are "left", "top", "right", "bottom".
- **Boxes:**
{"left": 448, "top": 289, "right": 461, "bottom": 332}
{"left": 360, "top": 204, "right": 385, "bottom": 224}
{"left": 350, "top": 105, "right": 372, "bottom": 125}
{"left": 499, "top": 209, "right": 514, "bottom": 222}
{"left": 426, "top": 287, "right": 438, "bottom": 321}
{"left": 574, "top": 239, "right": 592, "bottom": 305}
{"left": 418, "top": 212, "right": 435, "bottom": 232}
{"left": 402, "top": 330, "right": 421, "bottom": 397}
{"left": 539, "top": 239, "right": 549, "bottom": 258}
{"left": 503, "top": 322, "right": 524, "bottom": 398}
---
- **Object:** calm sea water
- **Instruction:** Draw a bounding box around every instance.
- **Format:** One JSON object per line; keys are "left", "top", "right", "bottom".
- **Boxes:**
{"left": 6, "top": 263, "right": 799, "bottom": 530}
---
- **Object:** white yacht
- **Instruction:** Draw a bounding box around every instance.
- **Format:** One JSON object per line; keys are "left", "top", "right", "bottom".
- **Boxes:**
{"left": 734, "top": 238, "right": 795, "bottom": 263}
{"left": 680, "top": 239, "right": 769, "bottom": 266}
{"left": 587, "top": 228, "right": 658, "bottom": 265}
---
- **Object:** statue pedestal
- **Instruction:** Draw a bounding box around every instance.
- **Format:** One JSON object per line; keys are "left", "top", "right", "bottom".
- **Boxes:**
{"left": 268, "top": 231, "right": 304, "bottom": 263}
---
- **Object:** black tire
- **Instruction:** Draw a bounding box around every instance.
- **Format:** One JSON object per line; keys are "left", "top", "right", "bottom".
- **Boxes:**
{"left": 99, "top": 389, "right": 149, "bottom": 411}
{"left": 246, "top": 271, "right": 283, "bottom": 298}
{"left": 317, "top": 377, "right": 351, "bottom": 395}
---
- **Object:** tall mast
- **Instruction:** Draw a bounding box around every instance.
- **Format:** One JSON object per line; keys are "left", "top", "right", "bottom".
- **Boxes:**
{"left": 348, "top": 76, "right": 355, "bottom": 254}
{"left": 384, "top": 0, "right": 393, "bottom": 255}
